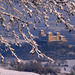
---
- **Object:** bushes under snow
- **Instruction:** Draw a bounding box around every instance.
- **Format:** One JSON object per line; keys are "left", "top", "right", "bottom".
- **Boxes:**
{"left": 0, "top": 60, "right": 60, "bottom": 75}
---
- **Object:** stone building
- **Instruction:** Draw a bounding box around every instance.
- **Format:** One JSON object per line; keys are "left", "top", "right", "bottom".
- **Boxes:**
{"left": 39, "top": 30, "right": 66, "bottom": 42}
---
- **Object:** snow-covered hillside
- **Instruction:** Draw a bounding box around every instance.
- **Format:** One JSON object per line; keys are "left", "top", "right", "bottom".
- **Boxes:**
{"left": 0, "top": 68, "right": 39, "bottom": 75}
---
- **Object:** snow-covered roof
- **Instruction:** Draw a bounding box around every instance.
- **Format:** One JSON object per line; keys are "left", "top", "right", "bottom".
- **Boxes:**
{"left": 52, "top": 36, "right": 57, "bottom": 37}
{"left": 47, "top": 32, "right": 52, "bottom": 34}
{"left": 60, "top": 35, "right": 65, "bottom": 37}
{"left": 42, "top": 34, "right": 46, "bottom": 37}
{"left": 40, "top": 30, "right": 44, "bottom": 32}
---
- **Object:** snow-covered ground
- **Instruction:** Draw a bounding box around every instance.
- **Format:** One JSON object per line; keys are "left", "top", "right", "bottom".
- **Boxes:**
{"left": 59, "top": 60, "right": 75, "bottom": 73}
{"left": 0, "top": 67, "right": 39, "bottom": 75}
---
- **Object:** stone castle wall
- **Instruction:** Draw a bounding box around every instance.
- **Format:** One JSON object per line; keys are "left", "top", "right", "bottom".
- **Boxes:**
{"left": 39, "top": 30, "right": 66, "bottom": 42}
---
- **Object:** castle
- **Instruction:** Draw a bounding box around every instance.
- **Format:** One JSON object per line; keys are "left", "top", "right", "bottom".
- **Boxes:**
{"left": 39, "top": 30, "right": 66, "bottom": 42}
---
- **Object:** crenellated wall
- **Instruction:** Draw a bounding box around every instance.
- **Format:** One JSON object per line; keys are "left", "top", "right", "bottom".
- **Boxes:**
{"left": 57, "top": 32, "right": 60, "bottom": 41}
{"left": 39, "top": 30, "right": 66, "bottom": 42}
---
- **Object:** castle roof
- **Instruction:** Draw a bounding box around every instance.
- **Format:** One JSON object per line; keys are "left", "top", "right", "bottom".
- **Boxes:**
{"left": 40, "top": 30, "right": 44, "bottom": 32}
{"left": 47, "top": 32, "right": 52, "bottom": 34}
{"left": 42, "top": 34, "right": 46, "bottom": 37}
{"left": 60, "top": 35, "right": 65, "bottom": 37}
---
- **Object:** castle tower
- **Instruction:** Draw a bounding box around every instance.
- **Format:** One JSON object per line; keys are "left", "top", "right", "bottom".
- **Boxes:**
{"left": 52, "top": 36, "right": 57, "bottom": 41}
{"left": 57, "top": 32, "right": 60, "bottom": 41}
{"left": 46, "top": 32, "right": 52, "bottom": 41}
{"left": 39, "top": 30, "right": 45, "bottom": 38}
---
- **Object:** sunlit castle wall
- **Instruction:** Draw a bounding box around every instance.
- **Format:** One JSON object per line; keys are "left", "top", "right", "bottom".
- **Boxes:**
{"left": 46, "top": 32, "right": 52, "bottom": 41}
{"left": 60, "top": 35, "right": 66, "bottom": 42}
{"left": 63, "top": 38, "right": 66, "bottom": 41}
{"left": 52, "top": 36, "right": 57, "bottom": 41}
{"left": 57, "top": 32, "right": 60, "bottom": 41}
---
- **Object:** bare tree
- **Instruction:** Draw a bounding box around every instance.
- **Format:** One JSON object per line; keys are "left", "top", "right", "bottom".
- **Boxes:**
{"left": 0, "top": 0, "right": 75, "bottom": 63}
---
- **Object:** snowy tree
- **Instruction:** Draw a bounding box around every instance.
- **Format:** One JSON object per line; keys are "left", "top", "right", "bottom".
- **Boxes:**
{"left": 0, "top": 0, "right": 75, "bottom": 63}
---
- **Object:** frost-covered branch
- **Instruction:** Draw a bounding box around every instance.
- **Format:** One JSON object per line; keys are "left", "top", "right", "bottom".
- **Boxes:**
{"left": 0, "top": 0, "right": 75, "bottom": 63}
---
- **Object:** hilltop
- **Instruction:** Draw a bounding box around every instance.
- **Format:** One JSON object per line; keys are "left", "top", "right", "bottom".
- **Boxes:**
{"left": 0, "top": 38, "right": 75, "bottom": 61}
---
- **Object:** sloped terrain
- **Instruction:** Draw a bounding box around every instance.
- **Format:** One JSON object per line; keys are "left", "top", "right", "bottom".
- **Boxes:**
{"left": 0, "top": 39, "right": 75, "bottom": 61}
{"left": 0, "top": 67, "right": 39, "bottom": 75}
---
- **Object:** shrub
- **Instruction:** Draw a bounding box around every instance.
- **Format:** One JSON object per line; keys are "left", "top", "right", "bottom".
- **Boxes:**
{"left": 0, "top": 59, "right": 61, "bottom": 74}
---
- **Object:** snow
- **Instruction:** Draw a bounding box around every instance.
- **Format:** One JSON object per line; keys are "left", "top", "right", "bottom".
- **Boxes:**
{"left": 0, "top": 68, "right": 39, "bottom": 75}
{"left": 59, "top": 60, "right": 75, "bottom": 73}
{"left": 67, "top": 60, "right": 75, "bottom": 67}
